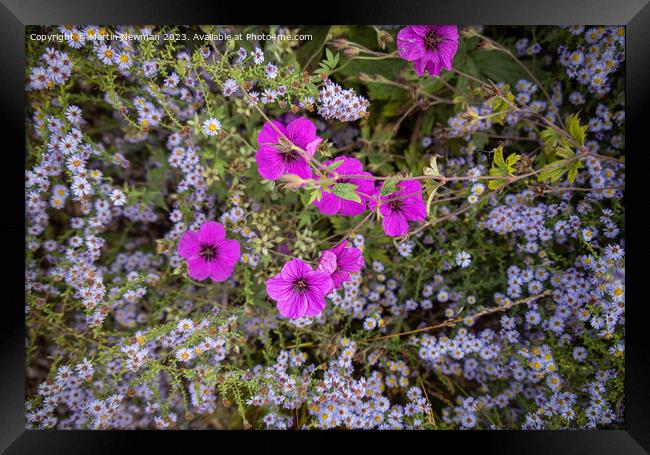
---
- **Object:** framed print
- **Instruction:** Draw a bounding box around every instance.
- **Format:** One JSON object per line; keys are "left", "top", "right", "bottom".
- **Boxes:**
{"left": 2, "top": 0, "right": 649, "bottom": 452}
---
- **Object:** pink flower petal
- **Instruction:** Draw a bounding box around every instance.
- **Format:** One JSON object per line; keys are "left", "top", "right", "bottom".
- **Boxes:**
{"left": 303, "top": 288, "right": 327, "bottom": 317}
{"left": 402, "top": 199, "right": 427, "bottom": 221}
{"left": 337, "top": 246, "right": 364, "bottom": 273}
{"left": 281, "top": 258, "right": 313, "bottom": 281}
{"left": 397, "top": 179, "right": 423, "bottom": 195}
{"left": 397, "top": 26, "right": 426, "bottom": 61}
{"left": 187, "top": 256, "right": 211, "bottom": 281}
{"left": 283, "top": 159, "right": 313, "bottom": 179}
{"left": 331, "top": 270, "right": 350, "bottom": 289}
{"left": 305, "top": 270, "right": 333, "bottom": 295}
{"left": 331, "top": 156, "right": 363, "bottom": 174}
{"left": 318, "top": 250, "right": 338, "bottom": 275}
{"left": 209, "top": 262, "right": 234, "bottom": 282}
{"left": 277, "top": 292, "right": 308, "bottom": 319}
{"left": 410, "top": 25, "right": 433, "bottom": 37}
{"left": 382, "top": 211, "right": 410, "bottom": 237}
{"left": 266, "top": 275, "right": 295, "bottom": 301}
{"left": 424, "top": 59, "right": 444, "bottom": 77}
{"left": 217, "top": 239, "right": 241, "bottom": 267}
{"left": 257, "top": 120, "right": 286, "bottom": 147}
{"left": 197, "top": 221, "right": 225, "bottom": 244}
{"left": 177, "top": 230, "right": 199, "bottom": 259}
{"left": 255, "top": 145, "right": 286, "bottom": 180}
{"left": 305, "top": 137, "right": 323, "bottom": 154}
{"left": 286, "top": 117, "right": 319, "bottom": 150}
{"left": 339, "top": 199, "right": 366, "bottom": 216}
{"left": 313, "top": 191, "right": 342, "bottom": 215}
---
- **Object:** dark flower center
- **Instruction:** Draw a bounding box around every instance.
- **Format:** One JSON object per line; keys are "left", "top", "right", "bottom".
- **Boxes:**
{"left": 199, "top": 243, "right": 218, "bottom": 262}
{"left": 293, "top": 278, "right": 308, "bottom": 292}
{"left": 389, "top": 200, "right": 403, "bottom": 211}
{"left": 425, "top": 31, "right": 443, "bottom": 50}
{"left": 280, "top": 150, "right": 300, "bottom": 163}
{"left": 276, "top": 137, "right": 300, "bottom": 163}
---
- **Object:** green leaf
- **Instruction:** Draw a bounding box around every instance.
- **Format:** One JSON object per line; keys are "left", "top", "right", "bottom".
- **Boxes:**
{"left": 325, "top": 47, "right": 334, "bottom": 63}
{"left": 331, "top": 183, "right": 361, "bottom": 203}
{"left": 555, "top": 145, "right": 575, "bottom": 159}
{"left": 381, "top": 99, "right": 405, "bottom": 117}
{"left": 471, "top": 49, "right": 527, "bottom": 85}
{"left": 540, "top": 127, "right": 563, "bottom": 156}
{"left": 538, "top": 161, "right": 570, "bottom": 183}
{"left": 488, "top": 145, "right": 518, "bottom": 190}
{"left": 325, "top": 160, "right": 344, "bottom": 173}
{"left": 488, "top": 167, "right": 510, "bottom": 190}
{"left": 567, "top": 160, "right": 583, "bottom": 183}
{"left": 506, "top": 153, "right": 521, "bottom": 169}
{"left": 423, "top": 155, "right": 441, "bottom": 177}
{"left": 147, "top": 192, "right": 168, "bottom": 211}
{"left": 307, "top": 188, "right": 323, "bottom": 204}
{"left": 338, "top": 57, "right": 407, "bottom": 80}
{"left": 297, "top": 212, "right": 312, "bottom": 229}
{"left": 380, "top": 179, "right": 399, "bottom": 196}
{"left": 487, "top": 87, "right": 515, "bottom": 125}
{"left": 493, "top": 145, "right": 507, "bottom": 170}
{"left": 366, "top": 82, "right": 407, "bottom": 101}
{"left": 426, "top": 183, "right": 442, "bottom": 217}
{"left": 566, "top": 112, "right": 588, "bottom": 146}
{"left": 324, "top": 48, "right": 340, "bottom": 69}
{"left": 146, "top": 166, "right": 168, "bottom": 190}
{"left": 295, "top": 26, "right": 331, "bottom": 69}
{"left": 471, "top": 132, "right": 489, "bottom": 150}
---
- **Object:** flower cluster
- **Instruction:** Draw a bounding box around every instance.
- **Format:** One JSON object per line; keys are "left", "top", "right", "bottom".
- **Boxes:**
{"left": 25, "top": 24, "right": 625, "bottom": 431}
{"left": 317, "top": 79, "right": 370, "bottom": 122}
{"left": 559, "top": 26, "right": 624, "bottom": 95}
{"left": 266, "top": 240, "right": 363, "bottom": 319}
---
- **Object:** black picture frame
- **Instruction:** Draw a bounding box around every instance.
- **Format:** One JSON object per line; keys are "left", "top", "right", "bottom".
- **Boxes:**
{"left": 2, "top": 0, "right": 648, "bottom": 452}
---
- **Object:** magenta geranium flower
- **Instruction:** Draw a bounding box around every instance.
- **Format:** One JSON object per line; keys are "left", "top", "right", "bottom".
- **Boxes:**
{"left": 266, "top": 258, "right": 333, "bottom": 319}
{"left": 317, "top": 240, "right": 364, "bottom": 291}
{"left": 177, "top": 221, "right": 241, "bottom": 282}
{"left": 371, "top": 180, "right": 427, "bottom": 237}
{"left": 313, "top": 156, "right": 375, "bottom": 216}
{"left": 397, "top": 25, "right": 459, "bottom": 77}
{"left": 255, "top": 117, "right": 323, "bottom": 180}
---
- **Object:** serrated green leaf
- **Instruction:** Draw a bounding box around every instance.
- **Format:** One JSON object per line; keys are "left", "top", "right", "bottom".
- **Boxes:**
{"left": 492, "top": 145, "right": 507, "bottom": 170}
{"left": 488, "top": 167, "right": 510, "bottom": 190}
{"left": 307, "top": 188, "right": 323, "bottom": 204}
{"left": 326, "top": 160, "right": 344, "bottom": 172}
{"left": 566, "top": 112, "right": 588, "bottom": 146}
{"left": 325, "top": 47, "right": 334, "bottom": 63}
{"left": 331, "top": 183, "right": 361, "bottom": 203}
{"left": 488, "top": 145, "right": 514, "bottom": 190}
{"left": 380, "top": 179, "right": 399, "bottom": 196}
{"left": 567, "top": 160, "right": 583, "bottom": 183}
{"left": 506, "top": 153, "right": 521, "bottom": 170}
{"left": 538, "top": 161, "right": 569, "bottom": 183}
{"left": 555, "top": 145, "right": 575, "bottom": 159}
{"left": 297, "top": 211, "right": 312, "bottom": 229}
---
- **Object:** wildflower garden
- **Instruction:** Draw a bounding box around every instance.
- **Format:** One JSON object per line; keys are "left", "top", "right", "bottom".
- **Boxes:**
{"left": 25, "top": 25, "right": 626, "bottom": 430}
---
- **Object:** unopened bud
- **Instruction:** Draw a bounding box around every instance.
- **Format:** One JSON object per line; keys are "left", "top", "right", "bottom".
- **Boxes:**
{"left": 330, "top": 38, "right": 349, "bottom": 50}
{"left": 376, "top": 30, "right": 394, "bottom": 50}
{"left": 357, "top": 73, "right": 370, "bottom": 83}
{"left": 279, "top": 173, "right": 308, "bottom": 189}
